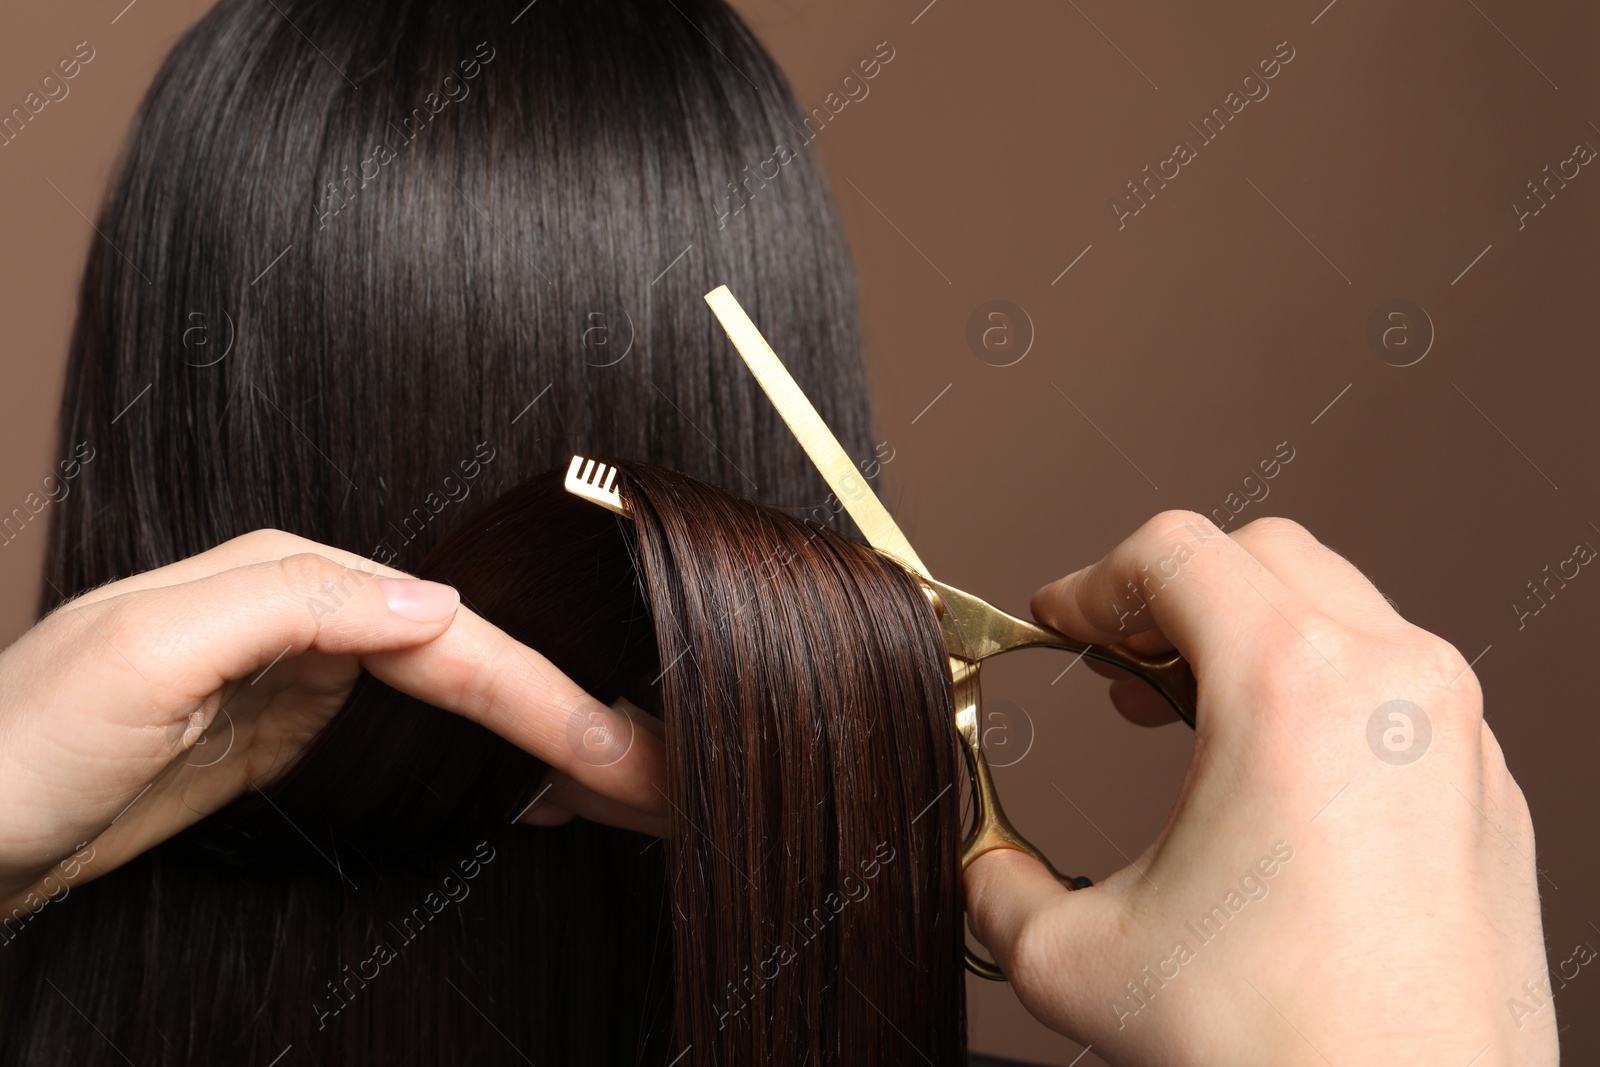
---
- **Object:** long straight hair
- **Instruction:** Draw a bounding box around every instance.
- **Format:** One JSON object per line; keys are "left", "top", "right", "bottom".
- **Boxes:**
{"left": 42, "top": 0, "right": 873, "bottom": 605}
{"left": 5, "top": 464, "right": 969, "bottom": 1064}
{"left": 622, "top": 463, "right": 965, "bottom": 1063}
{"left": 7, "top": 0, "right": 969, "bottom": 1062}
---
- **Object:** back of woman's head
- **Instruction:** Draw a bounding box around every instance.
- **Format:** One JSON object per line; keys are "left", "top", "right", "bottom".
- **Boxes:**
{"left": 45, "top": 0, "right": 874, "bottom": 604}
{"left": 11, "top": 1, "right": 971, "bottom": 1063}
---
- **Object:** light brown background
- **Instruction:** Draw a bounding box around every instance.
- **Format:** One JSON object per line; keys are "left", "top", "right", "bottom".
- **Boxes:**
{"left": 3, "top": 1, "right": 1597, "bottom": 1063}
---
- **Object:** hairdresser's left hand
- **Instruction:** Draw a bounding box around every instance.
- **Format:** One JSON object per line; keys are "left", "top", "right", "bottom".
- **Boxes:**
{"left": 0, "top": 529, "right": 667, "bottom": 917}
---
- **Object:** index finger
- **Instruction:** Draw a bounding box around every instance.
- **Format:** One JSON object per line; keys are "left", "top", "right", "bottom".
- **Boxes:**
{"left": 57, "top": 528, "right": 667, "bottom": 816}
{"left": 362, "top": 610, "right": 668, "bottom": 819}
{"left": 1029, "top": 510, "right": 1302, "bottom": 668}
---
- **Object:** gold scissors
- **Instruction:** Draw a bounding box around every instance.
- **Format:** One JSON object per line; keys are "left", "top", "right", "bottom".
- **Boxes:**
{"left": 567, "top": 285, "right": 1200, "bottom": 982}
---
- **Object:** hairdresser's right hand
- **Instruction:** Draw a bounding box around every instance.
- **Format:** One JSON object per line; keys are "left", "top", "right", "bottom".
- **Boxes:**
{"left": 0, "top": 529, "right": 666, "bottom": 917}
{"left": 964, "top": 512, "right": 1555, "bottom": 1066}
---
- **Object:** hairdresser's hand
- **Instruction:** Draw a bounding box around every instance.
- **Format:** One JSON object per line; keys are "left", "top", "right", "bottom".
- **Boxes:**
{"left": 0, "top": 529, "right": 666, "bottom": 916}
{"left": 964, "top": 512, "right": 1554, "bottom": 1067}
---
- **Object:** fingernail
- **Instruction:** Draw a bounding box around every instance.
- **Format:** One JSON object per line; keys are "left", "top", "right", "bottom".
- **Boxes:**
{"left": 378, "top": 578, "right": 460, "bottom": 622}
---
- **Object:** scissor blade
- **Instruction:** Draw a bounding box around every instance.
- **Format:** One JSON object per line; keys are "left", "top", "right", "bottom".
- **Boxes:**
{"left": 703, "top": 285, "right": 930, "bottom": 579}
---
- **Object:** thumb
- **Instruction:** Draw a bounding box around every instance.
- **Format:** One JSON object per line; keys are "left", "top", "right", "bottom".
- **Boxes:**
{"left": 965, "top": 848, "right": 1115, "bottom": 1027}
{"left": 0, "top": 556, "right": 468, "bottom": 884}
{"left": 72, "top": 554, "right": 463, "bottom": 710}
{"left": 964, "top": 848, "right": 1074, "bottom": 971}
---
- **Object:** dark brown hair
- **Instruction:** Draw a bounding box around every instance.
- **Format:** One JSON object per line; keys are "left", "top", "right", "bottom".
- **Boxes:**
{"left": 4, "top": 463, "right": 967, "bottom": 1064}
{"left": 40, "top": 0, "right": 874, "bottom": 605}
{"left": 6, "top": 0, "right": 972, "bottom": 1062}
{"left": 624, "top": 463, "right": 965, "bottom": 1063}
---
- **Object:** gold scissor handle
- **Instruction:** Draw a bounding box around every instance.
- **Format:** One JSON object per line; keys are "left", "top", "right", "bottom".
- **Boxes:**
{"left": 953, "top": 659, "right": 1089, "bottom": 980}
{"left": 1045, "top": 641, "right": 1196, "bottom": 729}
{"left": 921, "top": 575, "right": 1196, "bottom": 979}
{"left": 943, "top": 617, "right": 1197, "bottom": 980}
{"left": 921, "top": 574, "right": 1198, "bottom": 728}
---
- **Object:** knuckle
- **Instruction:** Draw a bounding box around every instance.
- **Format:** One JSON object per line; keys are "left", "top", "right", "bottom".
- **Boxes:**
{"left": 1293, "top": 609, "right": 1351, "bottom": 658}
{"left": 1240, "top": 609, "right": 1355, "bottom": 708}
{"left": 1236, "top": 515, "right": 1316, "bottom": 547}
{"left": 1411, "top": 630, "right": 1482, "bottom": 702}
{"left": 1138, "top": 509, "right": 1225, "bottom": 561}
{"left": 1266, "top": 605, "right": 1349, "bottom": 664}
{"left": 1363, "top": 628, "right": 1484, "bottom": 737}
{"left": 1144, "top": 508, "right": 1216, "bottom": 543}
{"left": 1421, "top": 632, "right": 1469, "bottom": 675}
{"left": 455, "top": 652, "right": 508, "bottom": 724}
{"left": 277, "top": 552, "right": 354, "bottom": 604}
